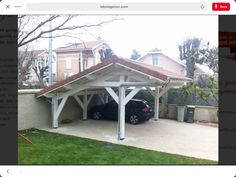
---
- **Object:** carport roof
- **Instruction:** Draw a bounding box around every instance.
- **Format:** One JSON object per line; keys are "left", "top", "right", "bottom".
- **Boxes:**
{"left": 36, "top": 55, "right": 191, "bottom": 98}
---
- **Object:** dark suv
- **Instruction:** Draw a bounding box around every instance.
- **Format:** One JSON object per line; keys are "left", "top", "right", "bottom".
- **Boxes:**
{"left": 89, "top": 99, "right": 154, "bottom": 124}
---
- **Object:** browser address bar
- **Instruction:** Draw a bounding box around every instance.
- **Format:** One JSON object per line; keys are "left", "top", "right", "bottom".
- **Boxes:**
{"left": 26, "top": 2, "right": 206, "bottom": 11}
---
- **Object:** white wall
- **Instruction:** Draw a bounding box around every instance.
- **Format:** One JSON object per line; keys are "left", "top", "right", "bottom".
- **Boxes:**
{"left": 18, "top": 90, "right": 82, "bottom": 130}
{"left": 167, "top": 104, "right": 218, "bottom": 123}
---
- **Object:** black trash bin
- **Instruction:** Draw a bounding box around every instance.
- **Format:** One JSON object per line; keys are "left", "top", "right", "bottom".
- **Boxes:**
{"left": 184, "top": 105, "right": 195, "bottom": 123}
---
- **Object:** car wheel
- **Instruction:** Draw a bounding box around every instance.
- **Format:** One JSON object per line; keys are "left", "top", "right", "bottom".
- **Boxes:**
{"left": 129, "top": 114, "right": 139, "bottom": 125}
{"left": 93, "top": 111, "right": 101, "bottom": 120}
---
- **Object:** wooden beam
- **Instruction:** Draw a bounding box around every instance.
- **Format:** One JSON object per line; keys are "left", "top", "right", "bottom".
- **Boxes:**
{"left": 87, "top": 94, "right": 94, "bottom": 105}
{"left": 52, "top": 98, "right": 58, "bottom": 128}
{"left": 105, "top": 87, "right": 119, "bottom": 104}
{"left": 146, "top": 87, "right": 155, "bottom": 97}
{"left": 105, "top": 94, "right": 109, "bottom": 103}
{"left": 44, "top": 93, "right": 56, "bottom": 98}
{"left": 73, "top": 95, "right": 84, "bottom": 110}
{"left": 124, "top": 87, "right": 141, "bottom": 105}
{"left": 83, "top": 94, "right": 88, "bottom": 120}
{"left": 76, "top": 90, "right": 106, "bottom": 96}
{"left": 63, "top": 85, "right": 74, "bottom": 90}
{"left": 98, "top": 94, "right": 105, "bottom": 104}
{"left": 51, "top": 96, "right": 68, "bottom": 128}
{"left": 159, "top": 85, "right": 171, "bottom": 97}
{"left": 56, "top": 86, "right": 88, "bottom": 100}
{"left": 85, "top": 75, "right": 95, "bottom": 80}
{"left": 154, "top": 86, "right": 160, "bottom": 121}
{"left": 118, "top": 86, "right": 126, "bottom": 140}
{"left": 115, "top": 63, "right": 165, "bottom": 83}
{"left": 85, "top": 81, "right": 156, "bottom": 87}
{"left": 121, "top": 82, "right": 158, "bottom": 87}
{"left": 55, "top": 96, "right": 68, "bottom": 120}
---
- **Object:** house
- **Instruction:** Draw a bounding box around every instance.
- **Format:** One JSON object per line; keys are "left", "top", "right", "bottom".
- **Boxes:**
{"left": 18, "top": 49, "right": 57, "bottom": 86}
{"left": 136, "top": 48, "right": 206, "bottom": 76}
{"left": 54, "top": 40, "right": 111, "bottom": 81}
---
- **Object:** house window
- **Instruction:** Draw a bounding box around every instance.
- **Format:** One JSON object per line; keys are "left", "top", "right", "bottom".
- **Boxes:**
{"left": 66, "top": 58, "right": 72, "bottom": 69}
{"left": 152, "top": 54, "right": 158, "bottom": 65}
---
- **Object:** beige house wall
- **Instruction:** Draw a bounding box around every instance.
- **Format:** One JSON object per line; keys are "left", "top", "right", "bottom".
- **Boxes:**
{"left": 56, "top": 52, "right": 80, "bottom": 81}
{"left": 56, "top": 43, "right": 114, "bottom": 81}
{"left": 18, "top": 90, "right": 82, "bottom": 130}
{"left": 139, "top": 54, "right": 185, "bottom": 75}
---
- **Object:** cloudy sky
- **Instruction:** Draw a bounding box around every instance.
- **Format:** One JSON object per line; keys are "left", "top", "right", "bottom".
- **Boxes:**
{"left": 37, "top": 15, "right": 218, "bottom": 60}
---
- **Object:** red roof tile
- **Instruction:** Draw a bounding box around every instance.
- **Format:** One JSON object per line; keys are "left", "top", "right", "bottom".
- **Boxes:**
{"left": 36, "top": 56, "right": 191, "bottom": 98}
{"left": 54, "top": 41, "right": 105, "bottom": 53}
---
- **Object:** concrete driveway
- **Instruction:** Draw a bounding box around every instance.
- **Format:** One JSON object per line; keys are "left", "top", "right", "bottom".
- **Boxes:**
{"left": 38, "top": 119, "right": 218, "bottom": 161}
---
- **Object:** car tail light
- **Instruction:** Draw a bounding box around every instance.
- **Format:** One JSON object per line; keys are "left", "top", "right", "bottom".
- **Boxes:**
{"left": 141, "top": 107, "right": 149, "bottom": 112}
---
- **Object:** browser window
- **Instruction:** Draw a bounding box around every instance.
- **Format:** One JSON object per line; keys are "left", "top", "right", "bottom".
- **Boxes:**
{"left": 0, "top": 0, "right": 236, "bottom": 175}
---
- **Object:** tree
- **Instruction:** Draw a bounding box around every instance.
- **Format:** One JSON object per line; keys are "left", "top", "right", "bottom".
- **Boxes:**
{"left": 179, "top": 38, "right": 202, "bottom": 78}
{"left": 18, "top": 49, "right": 34, "bottom": 88}
{"left": 18, "top": 15, "right": 122, "bottom": 87}
{"left": 99, "top": 48, "right": 113, "bottom": 61}
{"left": 130, "top": 49, "right": 141, "bottom": 60}
{"left": 18, "top": 15, "right": 122, "bottom": 47}
{"left": 199, "top": 45, "right": 218, "bottom": 73}
{"left": 179, "top": 38, "right": 218, "bottom": 78}
{"left": 31, "top": 53, "right": 50, "bottom": 87}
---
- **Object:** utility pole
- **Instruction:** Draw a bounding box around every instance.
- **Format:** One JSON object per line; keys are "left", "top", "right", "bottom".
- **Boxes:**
{"left": 48, "top": 20, "right": 53, "bottom": 85}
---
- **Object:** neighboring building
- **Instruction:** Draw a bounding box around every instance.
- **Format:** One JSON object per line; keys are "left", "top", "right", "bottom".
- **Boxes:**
{"left": 55, "top": 40, "right": 111, "bottom": 81}
{"left": 136, "top": 48, "right": 206, "bottom": 76}
{"left": 19, "top": 49, "right": 57, "bottom": 86}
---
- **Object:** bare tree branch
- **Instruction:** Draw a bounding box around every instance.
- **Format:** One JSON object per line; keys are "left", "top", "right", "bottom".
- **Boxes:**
{"left": 18, "top": 16, "right": 122, "bottom": 47}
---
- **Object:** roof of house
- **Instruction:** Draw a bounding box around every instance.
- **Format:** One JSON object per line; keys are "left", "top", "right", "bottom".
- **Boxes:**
{"left": 148, "top": 48, "right": 162, "bottom": 53}
{"left": 54, "top": 41, "right": 107, "bottom": 53}
{"left": 36, "top": 56, "right": 191, "bottom": 98}
{"left": 137, "top": 48, "right": 185, "bottom": 67}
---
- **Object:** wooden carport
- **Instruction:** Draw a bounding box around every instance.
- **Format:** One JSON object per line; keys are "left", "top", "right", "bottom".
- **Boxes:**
{"left": 36, "top": 56, "right": 191, "bottom": 140}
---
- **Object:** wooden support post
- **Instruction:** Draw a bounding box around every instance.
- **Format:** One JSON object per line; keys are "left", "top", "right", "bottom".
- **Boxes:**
{"left": 124, "top": 87, "right": 141, "bottom": 105}
{"left": 73, "top": 95, "right": 84, "bottom": 109}
{"left": 87, "top": 94, "right": 94, "bottom": 105}
{"left": 105, "top": 87, "right": 119, "bottom": 104}
{"left": 74, "top": 93, "right": 93, "bottom": 121}
{"left": 52, "top": 98, "right": 58, "bottom": 128}
{"left": 98, "top": 94, "right": 105, "bottom": 104}
{"left": 105, "top": 94, "right": 109, "bottom": 103}
{"left": 83, "top": 93, "right": 88, "bottom": 120}
{"left": 118, "top": 86, "right": 126, "bottom": 140}
{"left": 52, "top": 96, "right": 68, "bottom": 128}
{"left": 146, "top": 87, "right": 155, "bottom": 97}
{"left": 154, "top": 86, "right": 160, "bottom": 121}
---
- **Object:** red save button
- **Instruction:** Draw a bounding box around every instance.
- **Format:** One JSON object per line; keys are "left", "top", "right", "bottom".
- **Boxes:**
{"left": 212, "top": 2, "right": 230, "bottom": 11}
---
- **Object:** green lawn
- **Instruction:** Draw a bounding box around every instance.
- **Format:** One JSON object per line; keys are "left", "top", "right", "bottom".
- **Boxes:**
{"left": 18, "top": 129, "right": 217, "bottom": 165}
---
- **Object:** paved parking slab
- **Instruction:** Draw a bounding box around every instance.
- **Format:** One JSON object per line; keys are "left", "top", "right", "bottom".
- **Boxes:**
{"left": 38, "top": 118, "right": 218, "bottom": 161}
